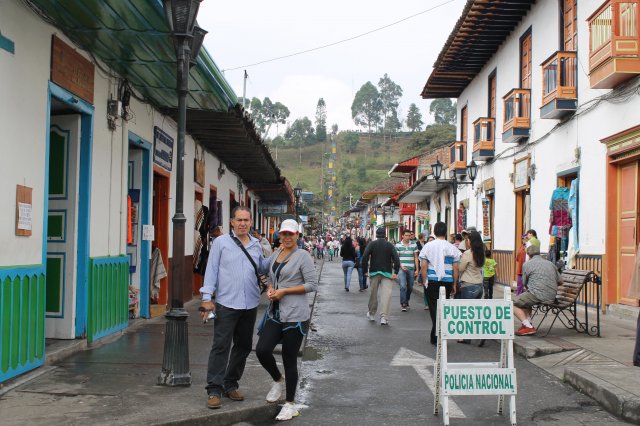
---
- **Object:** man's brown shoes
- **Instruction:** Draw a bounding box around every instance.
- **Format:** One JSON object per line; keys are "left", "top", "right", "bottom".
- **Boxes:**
{"left": 225, "top": 389, "right": 245, "bottom": 401}
{"left": 207, "top": 395, "right": 222, "bottom": 409}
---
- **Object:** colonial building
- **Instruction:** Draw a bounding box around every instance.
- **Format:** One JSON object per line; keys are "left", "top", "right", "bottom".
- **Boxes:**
{"left": 419, "top": 0, "right": 640, "bottom": 310}
{"left": 0, "top": 0, "right": 290, "bottom": 383}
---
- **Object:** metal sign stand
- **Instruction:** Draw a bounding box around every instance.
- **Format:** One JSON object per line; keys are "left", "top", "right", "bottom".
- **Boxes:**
{"left": 434, "top": 286, "right": 517, "bottom": 425}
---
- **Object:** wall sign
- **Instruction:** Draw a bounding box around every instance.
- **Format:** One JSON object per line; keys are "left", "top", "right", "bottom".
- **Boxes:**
{"left": 194, "top": 144, "right": 205, "bottom": 187}
{"left": 153, "top": 127, "right": 174, "bottom": 172}
{"left": 513, "top": 156, "right": 530, "bottom": 191}
{"left": 16, "top": 185, "right": 33, "bottom": 236}
{"left": 51, "top": 35, "right": 95, "bottom": 104}
{"left": 482, "top": 197, "right": 491, "bottom": 240}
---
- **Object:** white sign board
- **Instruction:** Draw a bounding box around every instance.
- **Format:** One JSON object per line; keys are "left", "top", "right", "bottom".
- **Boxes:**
{"left": 17, "top": 202, "right": 32, "bottom": 230}
{"left": 434, "top": 287, "right": 517, "bottom": 426}
{"left": 142, "top": 225, "right": 155, "bottom": 241}
{"left": 440, "top": 300, "right": 514, "bottom": 339}
{"left": 443, "top": 368, "right": 517, "bottom": 396}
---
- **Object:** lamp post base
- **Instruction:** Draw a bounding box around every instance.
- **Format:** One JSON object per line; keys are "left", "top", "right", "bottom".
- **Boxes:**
{"left": 157, "top": 308, "right": 191, "bottom": 386}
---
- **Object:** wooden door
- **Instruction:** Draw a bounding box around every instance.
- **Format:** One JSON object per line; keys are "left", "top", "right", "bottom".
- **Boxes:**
{"left": 520, "top": 32, "right": 532, "bottom": 89}
{"left": 152, "top": 172, "right": 170, "bottom": 305}
{"left": 618, "top": 162, "right": 639, "bottom": 305}
{"left": 563, "top": 0, "right": 578, "bottom": 50}
{"left": 47, "top": 116, "right": 81, "bottom": 339}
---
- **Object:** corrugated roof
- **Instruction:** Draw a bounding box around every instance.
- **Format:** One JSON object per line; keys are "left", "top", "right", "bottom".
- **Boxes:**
{"left": 421, "top": 0, "right": 535, "bottom": 99}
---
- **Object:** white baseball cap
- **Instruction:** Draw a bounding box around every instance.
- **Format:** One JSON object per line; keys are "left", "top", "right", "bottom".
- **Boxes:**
{"left": 279, "top": 219, "right": 299, "bottom": 234}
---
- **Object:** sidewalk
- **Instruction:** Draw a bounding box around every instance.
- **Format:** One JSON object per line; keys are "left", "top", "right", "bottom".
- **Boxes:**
{"left": 0, "top": 262, "right": 323, "bottom": 426}
{"left": 412, "top": 282, "right": 640, "bottom": 424}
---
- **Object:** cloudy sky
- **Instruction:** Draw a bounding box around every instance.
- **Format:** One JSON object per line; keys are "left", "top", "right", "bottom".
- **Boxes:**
{"left": 197, "top": 0, "right": 466, "bottom": 136}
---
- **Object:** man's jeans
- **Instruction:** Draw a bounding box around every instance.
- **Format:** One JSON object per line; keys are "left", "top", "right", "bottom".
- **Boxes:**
{"left": 206, "top": 303, "right": 257, "bottom": 396}
{"left": 398, "top": 268, "right": 415, "bottom": 306}
{"left": 342, "top": 260, "right": 355, "bottom": 289}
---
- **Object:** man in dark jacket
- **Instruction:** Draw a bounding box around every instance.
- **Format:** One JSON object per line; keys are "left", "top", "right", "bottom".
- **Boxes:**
{"left": 362, "top": 227, "right": 401, "bottom": 325}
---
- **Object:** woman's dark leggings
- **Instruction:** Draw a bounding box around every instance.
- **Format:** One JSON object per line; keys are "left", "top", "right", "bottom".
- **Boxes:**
{"left": 256, "top": 319, "right": 306, "bottom": 402}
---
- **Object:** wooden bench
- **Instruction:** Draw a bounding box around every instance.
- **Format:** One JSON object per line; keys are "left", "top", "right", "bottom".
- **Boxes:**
{"left": 530, "top": 269, "right": 601, "bottom": 337}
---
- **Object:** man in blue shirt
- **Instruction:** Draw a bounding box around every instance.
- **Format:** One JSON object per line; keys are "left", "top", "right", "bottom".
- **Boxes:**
{"left": 200, "top": 206, "right": 267, "bottom": 409}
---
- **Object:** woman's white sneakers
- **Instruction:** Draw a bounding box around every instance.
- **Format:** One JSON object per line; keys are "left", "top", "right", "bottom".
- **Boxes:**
{"left": 276, "top": 402, "right": 300, "bottom": 421}
{"left": 266, "top": 379, "right": 284, "bottom": 403}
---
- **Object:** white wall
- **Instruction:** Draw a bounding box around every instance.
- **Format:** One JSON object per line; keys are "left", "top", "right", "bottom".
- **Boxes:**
{"left": 452, "top": 0, "right": 636, "bottom": 255}
{"left": 0, "top": 3, "right": 52, "bottom": 266}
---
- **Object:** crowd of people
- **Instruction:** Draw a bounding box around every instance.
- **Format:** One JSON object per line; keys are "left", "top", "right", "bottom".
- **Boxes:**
{"left": 195, "top": 209, "right": 566, "bottom": 421}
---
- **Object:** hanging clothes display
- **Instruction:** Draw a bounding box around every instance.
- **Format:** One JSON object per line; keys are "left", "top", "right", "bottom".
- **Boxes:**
{"left": 548, "top": 186, "right": 572, "bottom": 260}
{"left": 566, "top": 178, "right": 579, "bottom": 268}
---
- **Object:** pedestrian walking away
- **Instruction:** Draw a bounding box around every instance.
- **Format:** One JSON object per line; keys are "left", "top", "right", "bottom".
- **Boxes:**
{"left": 513, "top": 244, "right": 562, "bottom": 336}
{"left": 395, "top": 229, "right": 419, "bottom": 311}
{"left": 362, "top": 227, "right": 400, "bottom": 325}
{"left": 340, "top": 236, "right": 357, "bottom": 291}
{"left": 255, "top": 219, "right": 318, "bottom": 421}
{"left": 199, "top": 206, "right": 268, "bottom": 409}
{"left": 419, "top": 222, "right": 461, "bottom": 344}
{"left": 457, "top": 230, "right": 485, "bottom": 345}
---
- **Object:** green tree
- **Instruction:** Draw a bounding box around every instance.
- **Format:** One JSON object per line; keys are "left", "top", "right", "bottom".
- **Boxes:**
{"left": 378, "top": 74, "right": 403, "bottom": 139}
{"left": 343, "top": 132, "right": 359, "bottom": 153}
{"left": 351, "top": 82, "right": 381, "bottom": 135}
{"left": 248, "top": 97, "right": 290, "bottom": 137}
{"left": 285, "top": 117, "right": 316, "bottom": 162}
{"left": 315, "top": 98, "right": 327, "bottom": 142}
{"left": 406, "top": 103, "right": 424, "bottom": 132}
{"left": 429, "top": 98, "right": 457, "bottom": 125}
{"left": 357, "top": 161, "right": 367, "bottom": 181}
{"left": 411, "top": 123, "right": 456, "bottom": 150}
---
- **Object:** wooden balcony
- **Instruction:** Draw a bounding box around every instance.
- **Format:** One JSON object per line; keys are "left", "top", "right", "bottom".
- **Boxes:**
{"left": 502, "top": 89, "right": 530, "bottom": 143}
{"left": 588, "top": 0, "right": 640, "bottom": 88}
{"left": 540, "top": 51, "right": 578, "bottom": 119}
{"left": 472, "top": 117, "right": 495, "bottom": 161}
{"left": 399, "top": 202, "right": 416, "bottom": 216}
{"left": 449, "top": 141, "right": 467, "bottom": 177}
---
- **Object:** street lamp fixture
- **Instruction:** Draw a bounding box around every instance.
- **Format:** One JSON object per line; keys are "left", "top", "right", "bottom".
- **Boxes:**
{"left": 431, "top": 158, "right": 478, "bottom": 234}
{"left": 158, "top": 0, "right": 205, "bottom": 387}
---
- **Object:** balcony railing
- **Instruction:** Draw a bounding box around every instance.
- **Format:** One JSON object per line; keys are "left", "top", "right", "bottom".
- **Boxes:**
{"left": 588, "top": 0, "right": 640, "bottom": 88}
{"left": 449, "top": 141, "right": 466, "bottom": 176}
{"left": 472, "top": 117, "right": 495, "bottom": 161}
{"left": 541, "top": 51, "right": 578, "bottom": 119}
{"left": 502, "top": 89, "right": 530, "bottom": 143}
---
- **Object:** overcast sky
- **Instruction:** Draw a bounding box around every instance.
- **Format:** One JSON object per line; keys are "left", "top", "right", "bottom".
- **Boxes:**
{"left": 197, "top": 0, "right": 466, "bottom": 136}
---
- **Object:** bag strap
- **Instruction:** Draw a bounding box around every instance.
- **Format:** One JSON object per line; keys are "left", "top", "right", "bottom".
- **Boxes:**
{"left": 231, "top": 232, "right": 266, "bottom": 293}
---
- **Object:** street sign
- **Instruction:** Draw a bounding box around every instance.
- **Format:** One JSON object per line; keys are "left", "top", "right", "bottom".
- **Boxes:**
{"left": 434, "top": 288, "right": 517, "bottom": 426}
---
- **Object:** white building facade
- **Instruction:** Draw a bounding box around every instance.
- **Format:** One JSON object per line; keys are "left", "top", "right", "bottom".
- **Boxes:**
{"left": 420, "top": 0, "right": 640, "bottom": 309}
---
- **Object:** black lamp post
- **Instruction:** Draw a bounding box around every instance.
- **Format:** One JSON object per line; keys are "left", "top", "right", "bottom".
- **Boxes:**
{"left": 158, "top": 0, "right": 206, "bottom": 387}
{"left": 294, "top": 185, "right": 302, "bottom": 221}
{"left": 431, "top": 159, "right": 478, "bottom": 234}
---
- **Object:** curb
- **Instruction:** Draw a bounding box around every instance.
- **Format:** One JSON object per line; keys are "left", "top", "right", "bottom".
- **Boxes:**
{"left": 155, "top": 402, "right": 281, "bottom": 426}
{"left": 564, "top": 366, "right": 640, "bottom": 425}
{"left": 512, "top": 337, "right": 568, "bottom": 359}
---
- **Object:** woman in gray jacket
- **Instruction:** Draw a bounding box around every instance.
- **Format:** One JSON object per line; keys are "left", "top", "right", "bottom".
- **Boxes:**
{"left": 256, "top": 219, "right": 317, "bottom": 421}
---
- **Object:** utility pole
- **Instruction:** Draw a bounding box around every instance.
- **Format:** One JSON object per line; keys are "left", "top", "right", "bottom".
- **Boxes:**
{"left": 242, "top": 70, "right": 248, "bottom": 110}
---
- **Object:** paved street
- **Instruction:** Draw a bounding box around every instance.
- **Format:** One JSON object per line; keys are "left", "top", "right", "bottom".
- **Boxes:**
{"left": 286, "top": 260, "right": 628, "bottom": 426}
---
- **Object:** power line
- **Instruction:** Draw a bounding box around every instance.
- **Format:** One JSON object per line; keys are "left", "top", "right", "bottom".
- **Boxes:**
{"left": 222, "top": 0, "right": 458, "bottom": 72}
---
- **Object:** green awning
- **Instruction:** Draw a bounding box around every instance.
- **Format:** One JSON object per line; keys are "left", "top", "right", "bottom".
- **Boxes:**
{"left": 28, "top": 0, "right": 237, "bottom": 111}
